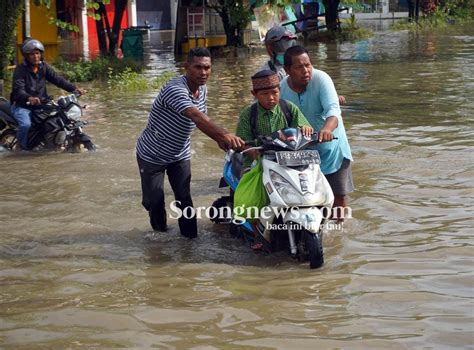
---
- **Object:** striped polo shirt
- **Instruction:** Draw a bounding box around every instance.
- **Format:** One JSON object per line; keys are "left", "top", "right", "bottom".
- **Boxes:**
{"left": 136, "top": 75, "right": 207, "bottom": 165}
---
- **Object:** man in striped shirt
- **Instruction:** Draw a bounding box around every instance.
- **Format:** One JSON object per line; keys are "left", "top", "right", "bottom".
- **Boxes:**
{"left": 136, "top": 47, "right": 245, "bottom": 238}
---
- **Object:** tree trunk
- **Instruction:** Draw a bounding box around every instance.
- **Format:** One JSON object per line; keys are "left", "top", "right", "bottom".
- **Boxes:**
{"left": 0, "top": 0, "right": 23, "bottom": 81}
{"left": 408, "top": 0, "right": 421, "bottom": 21}
{"left": 95, "top": 5, "right": 108, "bottom": 55}
{"left": 109, "top": 0, "right": 128, "bottom": 55}
{"left": 415, "top": 0, "right": 420, "bottom": 21}
{"left": 101, "top": 3, "right": 113, "bottom": 55}
{"left": 217, "top": 9, "right": 241, "bottom": 47}
{"left": 322, "top": 0, "right": 341, "bottom": 32}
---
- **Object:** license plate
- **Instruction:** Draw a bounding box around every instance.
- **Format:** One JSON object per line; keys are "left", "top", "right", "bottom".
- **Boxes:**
{"left": 276, "top": 150, "right": 320, "bottom": 166}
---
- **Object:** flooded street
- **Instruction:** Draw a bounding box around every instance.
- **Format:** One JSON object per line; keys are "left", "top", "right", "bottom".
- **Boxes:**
{"left": 1, "top": 23, "right": 473, "bottom": 348}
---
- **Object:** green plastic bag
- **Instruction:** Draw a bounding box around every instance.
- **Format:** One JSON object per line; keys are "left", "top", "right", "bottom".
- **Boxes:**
{"left": 233, "top": 159, "right": 269, "bottom": 220}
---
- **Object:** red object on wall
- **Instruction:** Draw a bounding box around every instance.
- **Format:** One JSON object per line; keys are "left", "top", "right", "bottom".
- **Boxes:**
{"left": 87, "top": 0, "right": 129, "bottom": 57}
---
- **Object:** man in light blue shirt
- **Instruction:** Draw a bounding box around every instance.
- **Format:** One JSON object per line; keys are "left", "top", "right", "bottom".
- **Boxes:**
{"left": 280, "top": 45, "right": 354, "bottom": 221}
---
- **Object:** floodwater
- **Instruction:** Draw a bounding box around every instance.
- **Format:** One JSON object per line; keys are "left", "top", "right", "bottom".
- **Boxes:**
{"left": 1, "top": 23, "right": 473, "bottom": 349}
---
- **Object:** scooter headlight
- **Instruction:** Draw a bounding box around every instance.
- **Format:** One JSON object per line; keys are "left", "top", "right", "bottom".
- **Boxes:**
{"left": 270, "top": 170, "right": 301, "bottom": 204}
{"left": 65, "top": 104, "right": 82, "bottom": 121}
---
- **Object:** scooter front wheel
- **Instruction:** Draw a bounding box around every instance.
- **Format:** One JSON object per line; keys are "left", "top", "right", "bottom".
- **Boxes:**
{"left": 0, "top": 130, "right": 16, "bottom": 150}
{"left": 304, "top": 230, "right": 324, "bottom": 269}
{"left": 83, "top": 140, "right": 96, "bottom": 151}
{"left": 70, "top": 140, "right": 96, "bottom": 153}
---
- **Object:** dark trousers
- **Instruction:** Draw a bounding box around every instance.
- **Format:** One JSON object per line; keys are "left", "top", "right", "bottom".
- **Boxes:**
{"left": 137, "top": 156, "right": 197, "bottom": 238}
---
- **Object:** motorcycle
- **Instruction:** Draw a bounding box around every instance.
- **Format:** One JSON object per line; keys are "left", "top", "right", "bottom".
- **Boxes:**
{"left": 211, "top": 128, "right": 334, "bottom": 269}
{"left": 0, "top": 93, "right": 95, "bottom": 152}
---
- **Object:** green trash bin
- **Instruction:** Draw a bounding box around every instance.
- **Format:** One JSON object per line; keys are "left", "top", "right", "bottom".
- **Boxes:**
{"left": 121, "top": 28, "right": 144, "bottom": 60}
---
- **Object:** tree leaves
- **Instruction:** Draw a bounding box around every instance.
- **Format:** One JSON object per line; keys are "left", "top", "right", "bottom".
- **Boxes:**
{"left": 48, "top": 18, "right": 80, "bottom": 32}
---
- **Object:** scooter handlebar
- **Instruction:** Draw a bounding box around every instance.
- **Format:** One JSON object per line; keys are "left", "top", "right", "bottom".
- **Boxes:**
{"left": 311, "top": 132, "right": 338, "bottom": 141}
{"left": 244, "top": 140, "right": 258, "bottom": 147}
{"left": 238, "top": 132, "right": 338, "bottom": 154}
{"left": 244, "top": 133, "right": 338, "bottom": 146}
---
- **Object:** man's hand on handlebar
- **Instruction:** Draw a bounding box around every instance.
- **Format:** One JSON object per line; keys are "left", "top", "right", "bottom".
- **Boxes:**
{"left": 301, "top": 126, "right": 313, "bottom": 138}
{"left": 75, "top": 88, "right": 86, "bottom": 96}
{"left": 27, "top": 96, "right": 41, "bottom": 106}
{"left": 217, "top": 133, "right": 245, "bottom": 151}
{"left": 318, "top": 128, "right": 335, "bottom": 143}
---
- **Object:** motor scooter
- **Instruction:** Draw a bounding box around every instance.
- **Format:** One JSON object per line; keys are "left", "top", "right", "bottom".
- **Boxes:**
{"left": 0, "top": 93, "right": 95, "bottom": 152}
{"left": 212, "top": 128, "right": 334, "bottom": 268}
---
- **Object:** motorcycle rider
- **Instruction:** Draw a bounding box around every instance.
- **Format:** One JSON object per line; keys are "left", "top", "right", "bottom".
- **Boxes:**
{"left": 10, "top": 38, "right": 84, "bottom": 150}
{"left": 260, "top": 26, "right": 298, "bottom": 81}
{"left": 261, "top": 26, "right": 346, "bottom": 105}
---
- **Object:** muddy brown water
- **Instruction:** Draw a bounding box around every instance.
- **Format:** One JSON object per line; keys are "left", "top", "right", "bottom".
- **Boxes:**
{"left": 0, "top": 24, "right": 473, "bottom": 349}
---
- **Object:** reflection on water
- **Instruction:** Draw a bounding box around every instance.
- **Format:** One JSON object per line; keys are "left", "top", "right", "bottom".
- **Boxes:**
{"left": 0, "top": 23, "right": 473, "bottom": 348}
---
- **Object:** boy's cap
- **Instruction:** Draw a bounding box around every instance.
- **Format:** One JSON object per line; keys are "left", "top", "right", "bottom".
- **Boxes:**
{"left": 251, "top": 70, "right": 280, "bottom": 92}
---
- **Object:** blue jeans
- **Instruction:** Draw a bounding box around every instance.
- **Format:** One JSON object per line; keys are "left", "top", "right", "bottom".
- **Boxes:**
{"left": 11, "top": 105, "right": 32, "bottom": 149}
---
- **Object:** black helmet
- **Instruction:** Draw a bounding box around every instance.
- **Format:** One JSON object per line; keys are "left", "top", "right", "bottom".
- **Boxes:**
{"left": 22, "top": 39, "right": 45, "bottom": 55}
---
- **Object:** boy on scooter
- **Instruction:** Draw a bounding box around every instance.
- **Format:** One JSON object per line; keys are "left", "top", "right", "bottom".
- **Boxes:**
{"left": 234, "top": 70, "right": 313, "bottom": 249}
{"left": 236, "top": 69, "right": 313, "bottom": 167}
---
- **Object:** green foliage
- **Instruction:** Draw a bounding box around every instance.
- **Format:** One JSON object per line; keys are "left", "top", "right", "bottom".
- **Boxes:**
{"left": 107, "top": 67, "right": 149, "bottom": 91}
{"left": 85, "top": 1, "right": 110, "bottom": 21}
{"left": 107, "top": 69, "right": 175, "bottom": 92}
{"left": 207, "top": 0, "right": 253, "bottom": 45}
{"left": 333, "top": 14, "right": 373, "bottom": 40}
{"left": 53, "top": 56, "right": 174, "bottom": 92}
{"left": 392, "top": 0, "right": 473, "bottom": 30}
{"left": 49, "top": 18, "right": 80, "bottom": 32}
{"left": 338, "top": 27, "right": 372, "bottom": 41}
{"left": 251, "top": 0, "right": 294, "bottom": 7}
{"left": 33, "top": 0, "right": 52, "bottom": 7}
{"left": 440, "top": 0, "right": 474, "bottom": 17}
{"left": 35, "top": 0, "right": 110, "bottom": 11}
{"left": 0, "top": 0, "right": 22, "bottom": 80}
{"left": 34, "top": 0, "right": 110, "bottom": 32}
{"left": 151, "top": 72, "right": 175, "bottom": 90}
{"left": 344, "top": 13, "right": 359, "bottom": 30}
{"left": 339, "top": 0, "right": 360, "bottom": 6}
{"left": 0, "top": 0, "right": 112, "bottom": 83}
{"left": 227, "top": 1, "right": 253, "bottom": 29}
{"left": 391, "top": 19, "right": 417, "bottom": 30}
{"left": 53, "top": 57, "right": 144, "bottom": 82}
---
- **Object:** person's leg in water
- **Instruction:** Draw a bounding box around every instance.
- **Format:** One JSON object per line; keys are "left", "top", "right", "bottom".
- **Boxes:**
{"left": 137, "top": 157, "right": 168, "bottom": 231}
{"left": 11, "top": 105, "right": 32, "bottom": 150}
{"left": 167, "top": 159, "right": 197, "bottom": 238}
{"left": 325, "top": 158, "right": 354, "bottom": 223}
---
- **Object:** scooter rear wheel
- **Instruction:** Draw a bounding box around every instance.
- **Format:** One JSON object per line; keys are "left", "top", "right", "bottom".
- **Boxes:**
{"left": 229, "top": 222, "right": 243, "bottom": 238}
{"left": 304, "top": 230, "right": 324, "bottom": 269}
